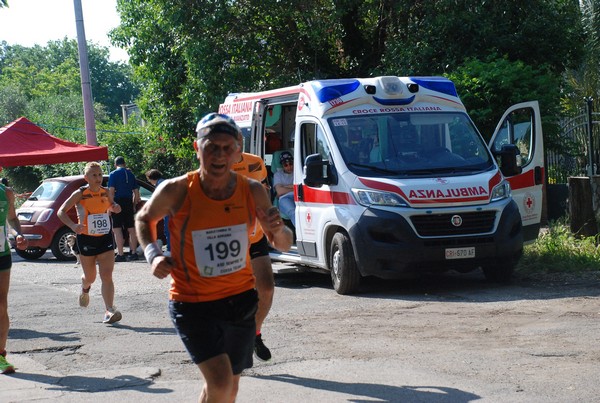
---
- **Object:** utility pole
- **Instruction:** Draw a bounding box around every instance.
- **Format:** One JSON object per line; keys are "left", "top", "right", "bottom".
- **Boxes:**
{"left": 73, "top": 0, "right": 98, "bottom": 146}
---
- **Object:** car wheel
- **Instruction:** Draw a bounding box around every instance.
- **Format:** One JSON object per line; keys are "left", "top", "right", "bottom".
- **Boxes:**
{"left": 14, "top": 247, "right": 47, "bottom": 260}
{"left": 329, "top": 232, "right": 361, "bottom": 295}
{"left": 51, "top": 227, "right": 77, "bottom": 261}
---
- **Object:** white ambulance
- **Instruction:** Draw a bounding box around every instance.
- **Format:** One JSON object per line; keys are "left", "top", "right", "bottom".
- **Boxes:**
{"left": 219, "top": 76, "right": 544, "bottom": 294}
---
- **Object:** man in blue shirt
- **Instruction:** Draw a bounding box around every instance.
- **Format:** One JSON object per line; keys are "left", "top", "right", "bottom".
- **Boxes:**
{"left": 108, "top": 156, "right": 140, "bottom": 261}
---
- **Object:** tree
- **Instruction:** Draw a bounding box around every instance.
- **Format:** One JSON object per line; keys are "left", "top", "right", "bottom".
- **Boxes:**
{"left": 382, "top": 0, "right": 583, "bottom": 76}
{"left": 447, "top": 56, "right": 561, "bottom": 147}
{"left": 562, "top": 0, "right": 600, "bottom": 115}
{"left": 112, "top": 0, "right": 584, "bottom": 152}
{"left": 0, "top": 40, "right": 144, "bottom": 191}
{"left": 0, "top": 40, "right": 139, "bottom": 121}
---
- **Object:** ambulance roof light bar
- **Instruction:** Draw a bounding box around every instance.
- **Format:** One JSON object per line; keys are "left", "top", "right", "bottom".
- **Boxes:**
{"left": 364, "top": 77, "right": 420, "bottom": 96}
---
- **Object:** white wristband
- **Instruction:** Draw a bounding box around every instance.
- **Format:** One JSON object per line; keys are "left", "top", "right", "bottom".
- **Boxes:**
{"left": 144, "top": 242, "right": 163, "bottom": 265}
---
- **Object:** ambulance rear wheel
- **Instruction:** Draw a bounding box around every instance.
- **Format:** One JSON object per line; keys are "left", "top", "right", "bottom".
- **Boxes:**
{"left": 330, "top": 232, "right": 360, "bottom": 295}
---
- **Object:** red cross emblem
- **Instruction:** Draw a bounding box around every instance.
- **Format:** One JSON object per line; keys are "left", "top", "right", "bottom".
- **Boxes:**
{"left": 523, "top": 193, "right": 535, "bottom": 211}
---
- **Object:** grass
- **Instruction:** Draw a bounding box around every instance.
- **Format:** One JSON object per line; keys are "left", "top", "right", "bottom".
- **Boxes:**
{"left": 517, "top": 219, "right": 600, "bottom": 274}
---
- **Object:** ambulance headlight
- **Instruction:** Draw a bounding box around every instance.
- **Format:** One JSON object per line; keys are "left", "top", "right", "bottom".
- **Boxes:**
{"left": 352, "top": 189, "right": 408, "bottom": 207}
{"left": 490, "top": 180, "right": 511, "bottom": 202}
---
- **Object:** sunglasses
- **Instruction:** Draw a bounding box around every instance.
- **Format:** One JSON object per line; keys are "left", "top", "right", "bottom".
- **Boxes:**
{"left": 282, "top": 160, "right": 293, "bottom": 166}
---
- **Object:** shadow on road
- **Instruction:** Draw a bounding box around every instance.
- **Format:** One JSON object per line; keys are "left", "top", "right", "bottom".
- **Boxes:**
{"left": 275, "top": 268, "right": 600, "bottom": 302}
{"left": 9, "top": 371, "right": 173, "bottom": 394}
{"left": 9, "top": 328, "right": 80, "bottom": 342}
{"left": 110, "top": 323, "right": 177, "bottom": 335}
{"left": 250, "top": 373, "right": 480, "bottom": 402}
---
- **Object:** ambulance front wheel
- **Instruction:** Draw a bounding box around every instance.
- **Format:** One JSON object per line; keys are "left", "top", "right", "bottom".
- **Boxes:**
{"left": 330, "top": 232, "right": 361, "bottom": 295}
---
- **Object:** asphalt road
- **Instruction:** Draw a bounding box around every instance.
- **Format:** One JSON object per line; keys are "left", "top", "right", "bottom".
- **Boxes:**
{"left": 2, "top": 250, "right": 600, "bottom": 402}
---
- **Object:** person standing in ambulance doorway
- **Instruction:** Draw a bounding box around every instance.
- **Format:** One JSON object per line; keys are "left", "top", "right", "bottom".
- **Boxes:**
{"left": 135, "top": 113, "right": 293, "bottom": 402}
{"left": 0, "top": 170, "right": 28, "bottom": 374}
{"left": 232, "top": 138, "right": 275, "bottom": 362}
{"left": 273, "top": 151, "right": 296, "bottom": 227}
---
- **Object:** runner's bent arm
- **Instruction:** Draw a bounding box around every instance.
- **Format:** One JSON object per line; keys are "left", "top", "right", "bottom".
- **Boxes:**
{"left": 5, "top": 187, "right": 28, "bottom": 250}
{"left": 250, "top": 179, "right": 293, "bottom": 252}
{"left": 57, "top": 190, "right": 85, "bottom": 234}
{"left": 135, "top": 176, "right": 187, "bottom": 279}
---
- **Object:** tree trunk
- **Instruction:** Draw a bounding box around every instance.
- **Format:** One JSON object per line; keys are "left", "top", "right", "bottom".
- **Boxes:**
{"left": 568, "top": 176, "right": 598, "bottom": 237}
{"left": 589, "top": 175, "right": 600, "bottom": 215}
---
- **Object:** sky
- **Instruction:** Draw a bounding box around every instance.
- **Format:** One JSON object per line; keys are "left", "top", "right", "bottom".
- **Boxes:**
{"left": 0, "top": 0, "right": 128, "bottom": 62}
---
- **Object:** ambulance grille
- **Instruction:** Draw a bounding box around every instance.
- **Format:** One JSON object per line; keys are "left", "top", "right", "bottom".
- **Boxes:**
{"left": 410, "top": 211, "right": 496, "bottom": 237}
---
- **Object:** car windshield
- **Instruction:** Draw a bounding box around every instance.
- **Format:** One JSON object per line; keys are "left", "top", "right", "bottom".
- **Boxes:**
{"left": 328, "top": 112, "right": 494, "bottom": 177}
{"left": 139, "top": 186, "right": 153, "bottom": 201}
{"left": 29, "top": 180, "right": 68, "bottom": 201}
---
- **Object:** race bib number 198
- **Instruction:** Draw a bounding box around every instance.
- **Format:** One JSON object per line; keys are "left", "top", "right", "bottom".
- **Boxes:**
{"left": 192, "top": 223, "right": 248, "bottom": 277}
{"left": 87, "top": 213, "right": 111, "bottom": 235}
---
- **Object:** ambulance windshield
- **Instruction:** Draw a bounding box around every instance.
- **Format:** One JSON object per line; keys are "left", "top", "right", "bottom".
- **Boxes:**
{"left": 328, "top": 112, "right": 494, "bottom": 177}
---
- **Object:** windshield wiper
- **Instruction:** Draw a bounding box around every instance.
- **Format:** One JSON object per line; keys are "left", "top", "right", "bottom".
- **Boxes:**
{"left": 347, "top": 162, "right": 400, "bottom": 175}
{"left": 407, "top": 167, "right": 459, "bottom": 175}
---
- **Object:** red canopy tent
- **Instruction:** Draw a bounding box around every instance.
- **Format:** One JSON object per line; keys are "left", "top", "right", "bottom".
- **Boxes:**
{"left": 0, "top": 117, "right": 108, "bottom": 167}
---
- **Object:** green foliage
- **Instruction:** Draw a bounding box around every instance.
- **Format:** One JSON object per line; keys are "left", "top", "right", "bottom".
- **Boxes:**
{"left": 111, "top": 0, "right": 585, "bottom": 149}
{"left": 0, "top": 39, "right": 138, "bottom": 122}
{"left": 382, "top": 0, "right": 583, "bottom": 76}
{"left": 519, "top": 221, "right": 600, "bottom": 273}
{"left": 0, "top": 39, "right": 144, "bottom": 191}
{"left": 561, "top": 0, "right": 600, "bottom": 115}
{"left": 0, "top": 83, "right": 26, "bottom": 123}
{"left": 447, "top": 56, "right": 562, "bottom": 149}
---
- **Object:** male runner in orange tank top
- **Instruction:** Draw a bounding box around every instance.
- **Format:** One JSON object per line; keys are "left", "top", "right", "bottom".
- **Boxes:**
{"left": 135, "top": 113, "right": 292, "bottom": 403}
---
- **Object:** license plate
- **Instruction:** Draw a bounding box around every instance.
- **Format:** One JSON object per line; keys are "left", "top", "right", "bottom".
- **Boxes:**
{"left": 445, "top": 247, "right": 475, "bottom": 259}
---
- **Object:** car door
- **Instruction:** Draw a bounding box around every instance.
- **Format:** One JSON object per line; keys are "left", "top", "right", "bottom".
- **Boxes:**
{"left": 490, "top": 101, "right": 544, "bottom": 244}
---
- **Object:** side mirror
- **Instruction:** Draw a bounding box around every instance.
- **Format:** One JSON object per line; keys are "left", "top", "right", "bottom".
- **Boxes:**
{"left": 496, "top": 144, "right": 522, "bottom": 177}
{"left": 303, "top": 154, "right": 336, "bottom": 187}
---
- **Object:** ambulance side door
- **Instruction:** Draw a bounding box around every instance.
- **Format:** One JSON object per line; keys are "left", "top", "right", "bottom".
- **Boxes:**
{"left": 489, "top": 101, "right": 544, "bottom": 244}
{"left": 295, "top": 119, "right": 332, "bottom": 260}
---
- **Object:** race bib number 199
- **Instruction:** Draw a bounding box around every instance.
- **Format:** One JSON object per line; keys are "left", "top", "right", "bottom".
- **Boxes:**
{"left": 192, "top": 223, "right": 248, "bottom": 277}
{"left": 87, "top": 213, "right": 111, "bottom": 235}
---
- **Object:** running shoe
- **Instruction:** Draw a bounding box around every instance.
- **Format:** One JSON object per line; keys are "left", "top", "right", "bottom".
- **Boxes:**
{"left": 79, "top": 284, "right": 91, "bottom": 308}
{"left": 254, "top": 333, "right": 272, "bottom": 362}
{"left": 114, "top": 254, "right": 127, "bottom": 262}
{"left": 103, "top": 307, "right": 122, "bottom": 324}
{"left": 0, "top": 354, "right": 15, "bottom": 374}
{"left": 126, "top": 252, "right": 139, "bottom": 261}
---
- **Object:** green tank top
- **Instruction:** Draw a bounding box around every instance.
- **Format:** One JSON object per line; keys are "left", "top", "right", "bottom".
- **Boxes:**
{"left": 0, "top": 184, "right": 10, "bottom": 256}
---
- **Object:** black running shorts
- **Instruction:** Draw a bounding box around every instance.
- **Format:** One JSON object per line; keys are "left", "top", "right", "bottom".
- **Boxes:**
{"left": 112, "top": 197, "right": 135, "bottom": 229}
{"left": 76, "top": 233, "right": 115, "bottom": 256}
{"left": 169, "top": 289, "right": 258, "bottom": 374}
{"left": 0, "top": 254, "right": 11, "bottom": 272}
